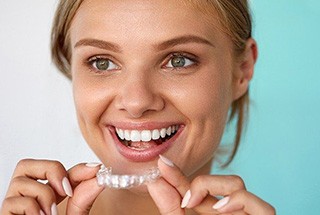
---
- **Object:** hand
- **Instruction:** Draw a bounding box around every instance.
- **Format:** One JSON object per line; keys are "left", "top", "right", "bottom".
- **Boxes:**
{"left": 1, "top": 159, "right": 104, "bottom": 215}
{"left": 147, "top": 156, "right": 275, "bottom": 215}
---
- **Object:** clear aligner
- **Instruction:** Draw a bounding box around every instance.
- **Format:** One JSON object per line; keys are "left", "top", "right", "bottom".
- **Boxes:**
{"left": 96, "top": 165, "right": 161, "bottom": 189}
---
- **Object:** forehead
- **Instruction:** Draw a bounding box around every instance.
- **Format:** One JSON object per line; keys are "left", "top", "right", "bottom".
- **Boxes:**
{"left": 70, "top": 0, "right": 226, "bottom": 48}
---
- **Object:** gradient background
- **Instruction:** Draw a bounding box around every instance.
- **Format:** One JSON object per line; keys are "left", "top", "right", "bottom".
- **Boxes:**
{"left": 1, "top": 1, "right": 319, "bottom": 214}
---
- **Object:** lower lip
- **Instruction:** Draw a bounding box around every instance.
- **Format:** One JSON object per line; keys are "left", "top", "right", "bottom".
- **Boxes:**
{"left": 108, "top": 126, "right": 184, "bottom": 162}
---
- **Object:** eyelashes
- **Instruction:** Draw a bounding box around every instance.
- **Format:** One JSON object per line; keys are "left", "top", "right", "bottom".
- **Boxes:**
{"left": 163, "top": 53, "right": 198, "bottom": 69}
{"left": 87, "top": 56, "right": 119, "bottom": 72}
{"left": 85, "top": 52, "right": 199, "bottom": 74}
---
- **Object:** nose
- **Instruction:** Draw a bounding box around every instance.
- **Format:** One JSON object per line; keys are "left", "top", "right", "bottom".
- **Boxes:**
{"left": 115, "top": 71, "right": 165, "bottom": 118}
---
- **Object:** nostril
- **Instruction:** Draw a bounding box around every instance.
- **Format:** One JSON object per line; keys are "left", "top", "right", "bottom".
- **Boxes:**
{"left": 114, "top": 79, "right": 165, "bottom": 117}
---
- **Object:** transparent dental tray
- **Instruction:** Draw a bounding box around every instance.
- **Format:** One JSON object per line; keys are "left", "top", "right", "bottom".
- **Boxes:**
{"left": 96, "top": 165, "right": 161, "bottom": 189}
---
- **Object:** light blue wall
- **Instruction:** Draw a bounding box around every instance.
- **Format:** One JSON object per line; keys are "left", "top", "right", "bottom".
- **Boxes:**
{"left": 212, "top": 1, "right": 320, "bottom": 214}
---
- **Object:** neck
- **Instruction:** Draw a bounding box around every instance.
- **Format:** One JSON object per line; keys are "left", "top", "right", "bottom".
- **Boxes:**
{"left": 92, "top": 159, "right": 213, "bottom": 214}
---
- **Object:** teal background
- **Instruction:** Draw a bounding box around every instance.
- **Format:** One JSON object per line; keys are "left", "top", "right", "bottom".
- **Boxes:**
{"left": 212, "top": 1, "right": 320, "bottom": 214}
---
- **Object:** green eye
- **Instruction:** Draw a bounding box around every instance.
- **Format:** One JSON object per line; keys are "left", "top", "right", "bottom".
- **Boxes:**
{"left": 166, "top": 55, "right": 195, "bottom": 68}
{"left": 89, "top": 57, "right": 119, "bottom": 71}
{"left": 95, "top": 58, "right": 110, "bottom": 70}
{"left": 171, "top": 56, "right": 186, "bottom": 67}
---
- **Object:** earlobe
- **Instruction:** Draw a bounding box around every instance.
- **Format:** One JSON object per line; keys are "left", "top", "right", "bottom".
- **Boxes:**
{"left": 232, "top": 38, "right": 258, "bottom": 100}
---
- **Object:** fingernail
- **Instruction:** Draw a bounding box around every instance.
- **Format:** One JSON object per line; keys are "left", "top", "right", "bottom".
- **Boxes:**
{"left": 212, "top": 196, "right": 230, "bottom": 210}
{"left": 40, "top": 210, "right": 45, "bottom": 215}
{"left": 62, "top": 177, "right": 73, "bottom": 197}
{"left": 181, "top": 190, "right": 191, "bottom": 208}
{"left": 85, "top": 162, "right": 101, "bottom": 168}
{"left": 159, "top": 155, "right": 174, "bottom": 167}
{"left": 51, "top": 203, "right": 58, "bottom": 215}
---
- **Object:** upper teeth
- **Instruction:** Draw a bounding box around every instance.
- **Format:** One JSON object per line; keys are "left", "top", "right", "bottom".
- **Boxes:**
{"left": 115, "top": 125, "right": 179, "bottom": 142}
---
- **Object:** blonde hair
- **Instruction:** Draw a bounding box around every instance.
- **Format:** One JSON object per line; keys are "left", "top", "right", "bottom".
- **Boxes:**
{"left": 51, "top": 0, "right": 253, "bottom": 166}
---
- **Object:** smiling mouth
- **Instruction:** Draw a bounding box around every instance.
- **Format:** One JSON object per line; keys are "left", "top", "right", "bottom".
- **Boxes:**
{"left": 114, "top": 125, "right": 180, "bottom": 151}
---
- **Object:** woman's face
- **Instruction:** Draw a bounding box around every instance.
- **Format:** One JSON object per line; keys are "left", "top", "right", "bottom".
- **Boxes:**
{"left": 70, "top": 0, "right": 240, "bottom": 176}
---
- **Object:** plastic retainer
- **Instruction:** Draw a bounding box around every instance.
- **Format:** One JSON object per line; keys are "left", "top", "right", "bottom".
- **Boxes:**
{"left": 96, "top": 165, "right": 161, "bottom": 189}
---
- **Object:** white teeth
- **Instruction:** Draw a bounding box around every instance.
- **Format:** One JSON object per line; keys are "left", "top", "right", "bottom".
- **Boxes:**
{"left": 117, "top": 129, "right": 124, "bottom": 140}
{"left": 171, "top": 126, "right": 175, "bottom": 133}
{"left": 160, "top": 128, "right": 166, "bottom": 138}
{"left": 124, "top": 130, "right": 130, "bottom": 141}
{"left": 130, "top": 130, "right": 140, "bottom": 142}
{"left": 141, "top": 130, "right": 152, "bottom": 141}
{"left": 166, "top": 126, "right": 172, "bottom": 136}
{"left": 115, "top": 126, "right": 179, "bottom": 142}
{"left": 152, "top": 129, "right": 160, "bottom": 140}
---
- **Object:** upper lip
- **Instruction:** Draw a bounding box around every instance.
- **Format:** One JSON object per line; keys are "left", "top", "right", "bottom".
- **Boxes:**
{"left": 106, "top": 121, "right": 184, "bottom": 130}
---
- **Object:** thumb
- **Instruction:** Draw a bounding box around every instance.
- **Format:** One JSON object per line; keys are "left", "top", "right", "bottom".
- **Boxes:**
{"left": 66, "top": 163, "right": 105, "bottom": 215}
{"left": 147, "top": 178, "right": 185, "bottom": 215}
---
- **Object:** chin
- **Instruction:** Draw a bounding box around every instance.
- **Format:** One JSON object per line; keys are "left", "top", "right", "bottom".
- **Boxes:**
{"left": 128, "top": 184, "right": 151, "bottom": 196}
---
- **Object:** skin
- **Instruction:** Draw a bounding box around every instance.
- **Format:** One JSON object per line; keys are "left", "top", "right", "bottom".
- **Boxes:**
{"left": 70, "top": 0, "right": 234, "bottom": 177}
{"left": 1, "top": 0, "right": 275, "bottom": 214}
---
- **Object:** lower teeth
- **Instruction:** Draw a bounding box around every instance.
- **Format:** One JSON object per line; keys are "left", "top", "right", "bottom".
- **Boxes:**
{"left": 119, "top": 133, "right": 175, "bottom": 148}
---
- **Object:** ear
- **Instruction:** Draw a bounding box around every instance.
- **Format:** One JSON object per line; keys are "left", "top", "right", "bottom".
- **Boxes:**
{"left": 232, "top": 38, "right": 258, "bottom": 100}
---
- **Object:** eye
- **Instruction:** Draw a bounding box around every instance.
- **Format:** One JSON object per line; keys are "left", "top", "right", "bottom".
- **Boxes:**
{"left": 89, "top": 57, "right": 119, "bottom": 71}
{"left": 165, "top": 54, "right": 195, "bottom": 68}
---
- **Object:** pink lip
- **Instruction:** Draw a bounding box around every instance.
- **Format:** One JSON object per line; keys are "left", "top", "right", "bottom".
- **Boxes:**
{"left": 110, "top": 121, "right": 180, "bottom": 130}
{"left": 107, "top": 124, "right": 184, "bottom": 162}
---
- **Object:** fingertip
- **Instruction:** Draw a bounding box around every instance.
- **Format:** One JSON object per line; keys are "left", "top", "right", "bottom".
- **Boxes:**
{"left": 68, "top": 162, "right": 101, "bottom": 186}
{"left": 181, "top": 190, "right": 191, "bottom": 208}
{"left": 159, "top": 155, "right": 175, "bottom": 167}
{"left": 212, "top": 196, "right": 230, "bottom": 210}
{"left": 51, "top": 203, "right": 58, "bottom": 215}
{"left": 183, "top": 187, "right": 210, "bottom": 209}
{"left": 157, "top": 155, "right": 178, "bottom": 177}
{"left": 85, "top": 162, "right": 102, "bottom": 168}
{"left": 215, "top": 191, "right": 275, "bottom": 214}
{"left": 45, "top": 161, "right": 69, "bottom": 197}
{"left": 62, "top": 177, "right": 73, "bottom": 197}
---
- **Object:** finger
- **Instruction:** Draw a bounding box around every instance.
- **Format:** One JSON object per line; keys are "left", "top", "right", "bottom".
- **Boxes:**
{"left": 67, "top": 163, "right": 101, "bottom": 187}
{"left": 66, "top": 163, "right": 105, "bottom": 214}
{"left": 12, "top": 159, "right": 69, "bottom": 197}
{"left": 187, "top": 175, "right": 246, "bottom": 208}
{"left": 147, "top": 177, "right": 184, "bottom": 215}
{"left": 1, "top": 196, "right": 42, "bottom": 215}
{"left": 158, "top": 156, "right": 218, "bottom": 214}
{"left": 6, "top": 176, "right": 56, "bottom": 215}
{"left": 214, "top": 191, "right": 275, "bottom": 215}
{"left": 158, "top": 155, "right": 190, "bottom": 195}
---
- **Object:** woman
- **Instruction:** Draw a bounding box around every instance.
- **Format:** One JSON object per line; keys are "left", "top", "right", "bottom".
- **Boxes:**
{"left": 1, "top": 0, "right": 275, "bottom": 214}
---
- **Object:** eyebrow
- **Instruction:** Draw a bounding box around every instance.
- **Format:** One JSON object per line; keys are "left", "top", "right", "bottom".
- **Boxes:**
{"left": 155, "top": 35, "right": 215, "bottom": 51}
{"left": 74, "top": 39, "right": 122, "bottom": 52}
{"left": 74, "top": 35, "right": 214, "bottom": 52}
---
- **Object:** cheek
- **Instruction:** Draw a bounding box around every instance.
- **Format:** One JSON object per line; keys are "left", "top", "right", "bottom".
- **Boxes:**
{"left": 178, "top": 71, "right": 232, "bottom": 123}
{"left": 71, "top": 65, "right": 114, "bottom": 148}
{"left": 71, "top": 58, "right": 114, "bottom": 120}
{"left": 189, "top": 77, "right": 231, "bottom": 144}
{"left": 73, "top": 78, "right": 102, "bottom": 124}
{"left": 166, "top": 67, "right": 233, "bottom": 174}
